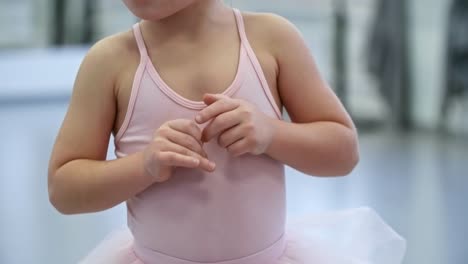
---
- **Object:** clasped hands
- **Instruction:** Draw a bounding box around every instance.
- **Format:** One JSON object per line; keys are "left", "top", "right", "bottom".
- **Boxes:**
{"left": 142, "top": 94, "right": 275, "bottom": 182}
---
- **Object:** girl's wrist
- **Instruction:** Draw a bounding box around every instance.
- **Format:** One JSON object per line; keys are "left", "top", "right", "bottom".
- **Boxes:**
{"left": 263, "top": 117, "right": 281, "bottom": 156}
{"left": 135, "top": 151, "right": 158, "bottom": 184}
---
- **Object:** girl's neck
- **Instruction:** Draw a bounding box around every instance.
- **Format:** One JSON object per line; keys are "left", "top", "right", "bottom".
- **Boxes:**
{"left": 141, "top": 0, "right": 231, "bottom": 41}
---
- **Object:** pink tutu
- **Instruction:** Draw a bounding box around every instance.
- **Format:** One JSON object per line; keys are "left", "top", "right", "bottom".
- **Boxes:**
{"left": 79, "top": 207, "right": 406, "bottom": 264}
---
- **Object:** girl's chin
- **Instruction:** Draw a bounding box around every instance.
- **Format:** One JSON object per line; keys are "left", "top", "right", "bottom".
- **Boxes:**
{"left": 124, "top": 0, "right": 197, "bottom": 20}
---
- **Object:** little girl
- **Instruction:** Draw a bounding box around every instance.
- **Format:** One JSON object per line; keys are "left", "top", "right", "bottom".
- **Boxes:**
{"left": 48, "top": 1, "right": 406, "bottom": 263}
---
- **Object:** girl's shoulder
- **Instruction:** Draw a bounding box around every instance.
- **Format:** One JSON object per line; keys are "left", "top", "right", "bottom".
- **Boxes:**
{"left": 84, "top": 29, "right": 138, "bottom": 73}
{"left": 239, "top": 11, "right": 305, "bottom": 57}
{"left": 240, "top": 10, "right": 294, "bottom": 29}
{"left": 76, "top": 29, "right": 140, "bottom": 98}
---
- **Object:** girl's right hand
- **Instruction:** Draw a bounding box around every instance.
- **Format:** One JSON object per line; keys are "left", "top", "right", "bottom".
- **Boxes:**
{"left": 143, "top": 119, "right": 216, "bottom": 183}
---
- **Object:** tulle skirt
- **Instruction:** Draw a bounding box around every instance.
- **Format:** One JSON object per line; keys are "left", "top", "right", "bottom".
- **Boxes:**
{"left": 80, "top": 207, "right": 406, "bottom": 264}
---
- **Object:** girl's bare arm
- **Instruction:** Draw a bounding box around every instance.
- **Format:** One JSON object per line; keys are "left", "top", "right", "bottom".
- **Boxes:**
{"left": 264, "top": 14, "right": 359, "bottom": 176}
{"left": 48, "top": 37, "right": 154, "bottom": 214}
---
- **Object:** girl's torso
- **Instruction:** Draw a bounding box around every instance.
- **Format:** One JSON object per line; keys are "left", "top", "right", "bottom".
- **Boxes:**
{"left": 113, "top": 11, "right": 282, "bottom": 134}
{"left": 108, "top": 9, "right": 287, "bottom": 263}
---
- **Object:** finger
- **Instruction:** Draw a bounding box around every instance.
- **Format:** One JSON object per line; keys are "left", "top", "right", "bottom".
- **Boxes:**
{"left": 196, "top": 96, "right": 239, "bottom": 124}
{"left": 163, "top": 141, "right": 216, "bottom": 172}
{"left": 202, "top": 93, "right": 223, "bottom": 106}
{"left": 226, "top": 139, "right": 250, "bottom": 157}
{"left": 202, "top": 93, "right": 233, "bottom": 105}
{"left": 198, "top": 156, "right": 216, "bottom": 172}
{"left": 217, "top": 124, "right": 244, "bottom": 148}
{"left": 158, "top": 151, "right": 200, "bottom": 168}
{"left": 165, "top": 129, "right": 208, "bottom": 158}
{"left": 167, "top": 120, "right": 203, "bottom": 144}
{"left": 202, "top": 110, "right": 242, "bottom": 142}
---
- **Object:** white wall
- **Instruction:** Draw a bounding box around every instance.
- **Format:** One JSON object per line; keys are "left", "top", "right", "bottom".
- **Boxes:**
{"left": 0, "top": 0, "right": 50, "bottom": 47}
{"left": 409, "top": 0, "right": 448, "bottom": 130}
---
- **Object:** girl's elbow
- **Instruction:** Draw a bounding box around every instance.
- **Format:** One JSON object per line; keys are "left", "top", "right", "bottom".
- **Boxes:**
{"left": 333, "top": 132, "right": 360, "bottom": 176}
{"left": 48, "top": 181, "right": 74, "bottom": 215}
{"left": 48, "top": 171, "right": 78, "bottom": 215}
{"left": 341, "top": 147, "right": 360, "bottom": 176}
{"left": 347, "top": 133, "right": 361, "bottom": 173}
{"left": 49, "top": 190, "right": 68, "bottom": 215}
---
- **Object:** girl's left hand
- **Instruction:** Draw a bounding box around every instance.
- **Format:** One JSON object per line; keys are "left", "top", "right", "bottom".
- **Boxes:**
{"left": 195, "top": 94, "right": 275, "bottom": 156}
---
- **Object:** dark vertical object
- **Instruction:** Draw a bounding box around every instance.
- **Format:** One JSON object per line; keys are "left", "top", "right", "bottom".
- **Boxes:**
{"left": 53, "top": 0, "right": 66, "bottom": 45}
{"left": 83, "top": 0, "right": 96, "bottom": 43}
{"left": 440, "top": 0, "right": 468, "bottom": 129}
{"left": 333, "top": 0, "right": 348, "bottom": 109}
{"left": 400, "top": 0, "right": 411, "bottom": 129}
{"left": 367, "top": 0, "right": 411, "bottom": 129}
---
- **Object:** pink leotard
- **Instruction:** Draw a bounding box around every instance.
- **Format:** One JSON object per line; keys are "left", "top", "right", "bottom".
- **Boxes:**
{"left": 114, "top": 9, "right": 286, "bottom": 264}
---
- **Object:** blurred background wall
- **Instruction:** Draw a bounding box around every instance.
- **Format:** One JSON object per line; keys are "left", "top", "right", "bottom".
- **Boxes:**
{"left": 0, "top": 0, "right": 467, "bottom": 263}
